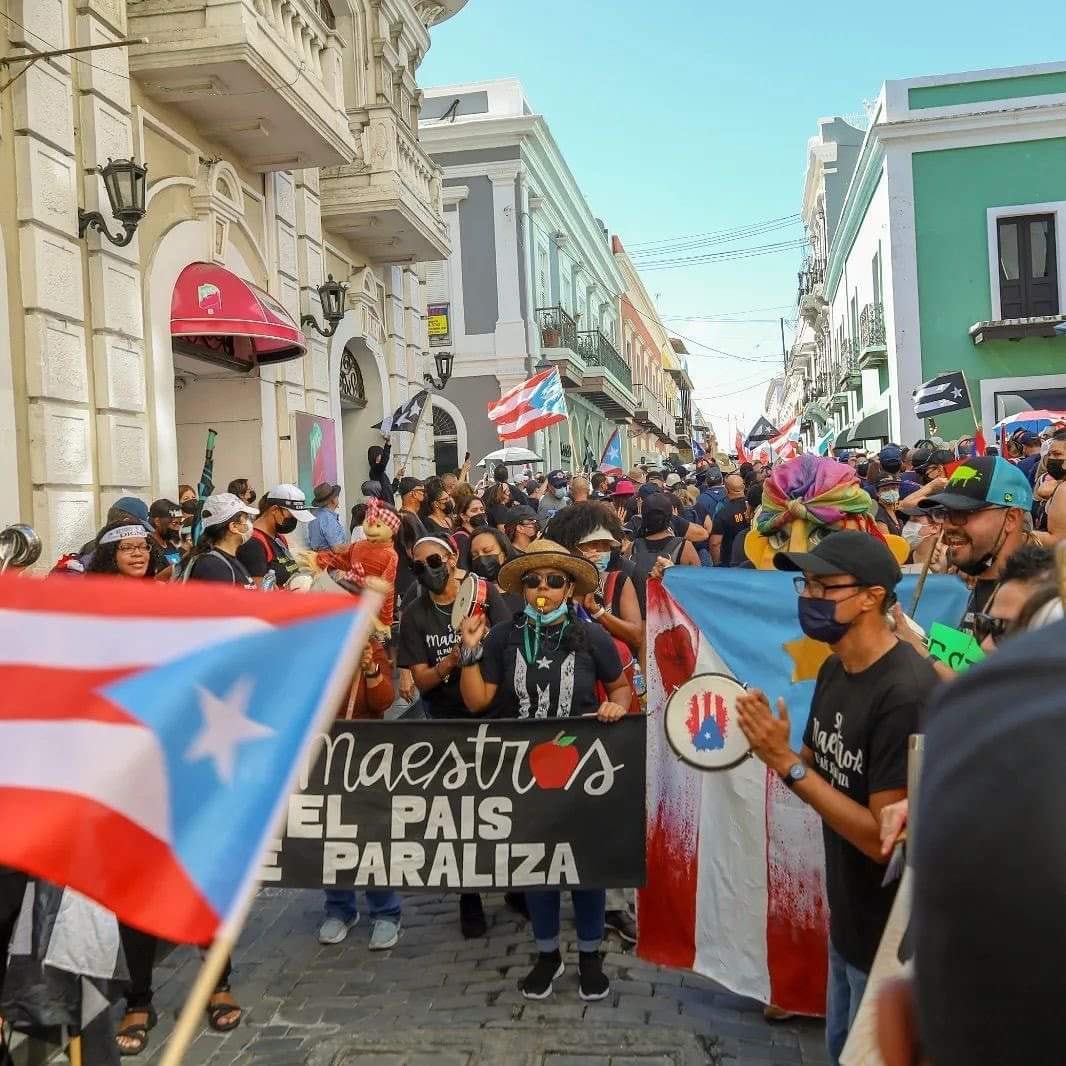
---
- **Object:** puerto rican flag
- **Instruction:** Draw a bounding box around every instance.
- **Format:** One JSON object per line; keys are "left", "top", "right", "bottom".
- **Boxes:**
{"left": 488, "top": 368, "right": 568, "bottom": 442}
{"left": 0, "top": 575, "right": 378, "bottom": 944}
{"left": 638, "top": 568, "right": 970, "bottom": 1014}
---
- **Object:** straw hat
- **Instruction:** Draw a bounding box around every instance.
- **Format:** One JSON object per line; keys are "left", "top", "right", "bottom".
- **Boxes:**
{"left": 497, "top": 537, "right": 599, "bottom": 597}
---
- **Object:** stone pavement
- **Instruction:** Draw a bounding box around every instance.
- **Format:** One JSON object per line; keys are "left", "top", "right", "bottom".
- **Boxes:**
{"left": 136, "top": 889, "right": 828, "bottom": 1066}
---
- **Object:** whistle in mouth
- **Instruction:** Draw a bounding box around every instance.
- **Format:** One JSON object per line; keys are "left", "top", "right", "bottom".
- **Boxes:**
{"left": 536, "top": 596, "right": 547, "bottom": 608}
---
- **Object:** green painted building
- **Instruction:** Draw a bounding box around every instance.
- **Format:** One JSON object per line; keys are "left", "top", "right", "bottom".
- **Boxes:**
{"left": 798, "top": 62, "right": 1066, "bottom": 448}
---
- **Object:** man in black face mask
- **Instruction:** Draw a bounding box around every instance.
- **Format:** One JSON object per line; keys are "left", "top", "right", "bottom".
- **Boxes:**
{"left": 1035, "top": 428, "right": 1066, "bottom": 539}
{"left": 238, "top": 483, "right": 313, "bottom": 588}
{"left": 395, "top": 535, "right": 511, "bottom": 938}
{"left": 735, "top": 531, "right": 937, "bottom": 1065}
{"left": 628, "top": 493, "right": 700, "bottom": 580}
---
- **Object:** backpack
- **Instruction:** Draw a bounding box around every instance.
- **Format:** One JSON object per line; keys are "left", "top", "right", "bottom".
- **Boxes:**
{"left": 182, "top": 548, "right": 241, "bottom": 584}
{"left": 605, "top": 559, "right": 646, "bottom": 621}
{"left": 629, "top": 535, "right": 684, "bottom": 583}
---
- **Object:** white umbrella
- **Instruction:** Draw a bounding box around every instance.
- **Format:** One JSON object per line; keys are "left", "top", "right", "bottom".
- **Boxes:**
{"left": 479, "top": 446, "right": 542, "bottom": 466}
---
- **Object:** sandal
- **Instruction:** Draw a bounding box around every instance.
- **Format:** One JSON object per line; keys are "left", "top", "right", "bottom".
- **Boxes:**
{"left": 205, "top": 989, "right": 242, "bottom": 1033}
{"left": 116, "top": 1007, "right": 157, "bottom": 1057}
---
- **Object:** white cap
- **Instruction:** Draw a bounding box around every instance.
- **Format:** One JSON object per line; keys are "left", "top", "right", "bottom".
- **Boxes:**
{"left": 665, "top": 472, "right": 682, "bottom": 486}
{"left": 200, "top": 492, "right": 258, "bottom": 530}
{"left": 578, "top": 525, "right": 621, "bottom": 548}
{"left": 261, "top": 483, "right": 314, "bottom": 522}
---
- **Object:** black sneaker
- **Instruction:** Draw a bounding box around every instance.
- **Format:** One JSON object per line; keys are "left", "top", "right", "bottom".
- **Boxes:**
{"left": 578, "top": 951, "right": 610, "bottom": 1001}
{"left": 459, "top": 893, "right": 487, "bottom": 938}
{"left": 519, "top": 950, "right": 564, "bottom": 1000}
{"left": 504, "top": 891, "right": 529, "bottom": 919}
{"left": 604, "top": 908, "right": 637, "bottom": 944}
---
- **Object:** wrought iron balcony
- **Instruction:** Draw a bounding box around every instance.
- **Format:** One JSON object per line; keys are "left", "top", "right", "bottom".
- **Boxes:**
{"left": 836, "top": 344, "right": 861, "bottom": 392}
{"left": 797, "top": 256, "right": 826, "bottom": 300}
{"left": 577, "top": 331, "right": 632, "bottom": 389}
{"left": 858, "top": 302, "right": 888, "bottom": 368}
{"left": 536, "top": 306, "right": 579, "bottom": 354}
{"left": 128, "top": 0, "right": 353, "bottom": 170}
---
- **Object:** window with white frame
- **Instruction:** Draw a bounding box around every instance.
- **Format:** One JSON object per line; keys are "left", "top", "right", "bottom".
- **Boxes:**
{"left": 997, "top": 214, "right": 1059, "bottom": 319}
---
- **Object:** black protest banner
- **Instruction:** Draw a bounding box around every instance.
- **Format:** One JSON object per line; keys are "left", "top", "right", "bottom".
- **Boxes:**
{"left": 263, "top": 716, "right": 646, "bottom": 892}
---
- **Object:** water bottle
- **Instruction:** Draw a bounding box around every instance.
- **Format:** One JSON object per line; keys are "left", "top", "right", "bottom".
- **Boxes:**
{"left": 630, "top": 658, "right": 647, "bottom": 700}
{"left": 261, "top": 570, "right": 277, "bottom": 591}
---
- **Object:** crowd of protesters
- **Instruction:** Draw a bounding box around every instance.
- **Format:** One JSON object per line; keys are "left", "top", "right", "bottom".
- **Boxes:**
{"left": 2, "top": 415, "right": 1066, "bottom": 1062}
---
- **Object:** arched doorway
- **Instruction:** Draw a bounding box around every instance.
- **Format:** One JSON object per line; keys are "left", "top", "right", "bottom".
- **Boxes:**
{"left": 432, "top": 405, "right": 458, "bottom": 475}
{"left": 339, "top": 336, "right": 385, "bottom": 493}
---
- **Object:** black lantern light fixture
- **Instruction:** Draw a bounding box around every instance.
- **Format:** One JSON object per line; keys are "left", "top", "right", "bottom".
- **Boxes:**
{"left": 78, "top": 157, "right": 148, "bottom": 247}
{"left": 301, "top": 275, "right": 348, "bottom": 338}
{"left": 423, "top": 348, "right": 454, "bottom": 390}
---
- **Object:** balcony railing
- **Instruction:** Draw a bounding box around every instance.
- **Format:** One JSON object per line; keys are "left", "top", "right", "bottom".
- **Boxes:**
{"left": 836, "top": 349, "right": 861, "bottom": 391}
{"left": 128, "top": 0, "right": 352, "bottom": 169}
{"left": 577, "top": 331, "right": 632, "bottom": 389}
{"left": 536, "top": 306, "right": 579, "bottom": 355}
{"left": 858, "top": 302, "right": 888, "bottom": 367}
{"left": 798, "top": 256, "right": 826, "bottom": 299}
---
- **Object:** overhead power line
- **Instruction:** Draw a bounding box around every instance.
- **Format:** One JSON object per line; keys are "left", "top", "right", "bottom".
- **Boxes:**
{"left": 627, "top": 213, "right": 802, "bottom": 251}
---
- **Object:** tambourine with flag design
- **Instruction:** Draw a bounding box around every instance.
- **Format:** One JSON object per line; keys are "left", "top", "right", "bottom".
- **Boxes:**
{"left": 451, "top": 573, "right": 489, "bottom": 631}
{"left": 663, "top": 673, "right": 751, "bottom": 771}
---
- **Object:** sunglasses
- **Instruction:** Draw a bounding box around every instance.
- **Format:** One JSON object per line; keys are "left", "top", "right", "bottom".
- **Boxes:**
{"left": 924, "top": 505, "right": 995, "bottom": 525}
{"left": 522, "top": 573, "right": 568, "bottom": 590}
{"left": 972, "top": 612, "right": 1009, "bottom": 645}
{"left": 411, "top": 554, "right": 446, "bottom": 574}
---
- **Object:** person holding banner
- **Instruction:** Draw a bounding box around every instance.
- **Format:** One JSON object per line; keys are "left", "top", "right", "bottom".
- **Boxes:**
{"left": 456, "top": 540, "right": 632, "bottom": 1002}
{"left": 734, "top": 531, "right": 937, "bottom": 1066}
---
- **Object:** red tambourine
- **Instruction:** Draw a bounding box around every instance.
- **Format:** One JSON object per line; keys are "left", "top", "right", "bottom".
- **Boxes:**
{"left": 451, "top": 573, "right": 489, "bottom": 631}
{"left": 663, "top": 673, "right": 751, "bottom": 771}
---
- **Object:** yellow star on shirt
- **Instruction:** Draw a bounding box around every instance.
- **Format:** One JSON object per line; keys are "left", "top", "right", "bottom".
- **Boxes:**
{"left": 783, "top": 634, "right": 832, "bottom": 683}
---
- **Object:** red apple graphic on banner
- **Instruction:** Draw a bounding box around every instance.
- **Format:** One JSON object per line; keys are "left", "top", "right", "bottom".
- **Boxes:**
{"left": 529, "top": 731, "right": 580, "bottom": 789}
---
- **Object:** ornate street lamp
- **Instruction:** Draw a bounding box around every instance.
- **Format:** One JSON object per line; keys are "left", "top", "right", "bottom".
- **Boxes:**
{"left": 78, "top": 157, "right": 148, "bottom": 247}
{"left": 301, "top": 275, "right": 348, "bottom": 337}
{"left": 423, "top": 348, "right": 454, "bottom": 389}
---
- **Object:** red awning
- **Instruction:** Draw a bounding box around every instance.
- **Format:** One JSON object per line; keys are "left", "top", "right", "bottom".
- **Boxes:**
{"left": 171, "top": 262, "right": 306, "bottom": 368}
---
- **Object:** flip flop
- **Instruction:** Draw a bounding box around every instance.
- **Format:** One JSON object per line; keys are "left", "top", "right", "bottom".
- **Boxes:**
{"left": 205, "top": 992, "right": 242, "bottom": 1033}
{"left": 116, "top": 1007, "right": 157, "bottom": 1057}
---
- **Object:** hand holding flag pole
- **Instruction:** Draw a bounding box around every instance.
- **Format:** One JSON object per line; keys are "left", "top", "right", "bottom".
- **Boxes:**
{"left": 158, "top": 580, "right": 386, "bottom": 1066}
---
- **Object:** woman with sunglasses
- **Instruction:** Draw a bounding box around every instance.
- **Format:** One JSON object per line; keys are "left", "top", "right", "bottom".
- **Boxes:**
{"left": 457, "top": 540, "right": 632, "bottom": 1002}
{"left": 419, "top": 475, "right": 455, "bottom": 537}
{"left": 395, "top": 535, "right": 512, "bottom": 938}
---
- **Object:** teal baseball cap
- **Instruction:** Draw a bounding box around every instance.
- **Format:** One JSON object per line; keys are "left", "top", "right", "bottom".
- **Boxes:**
{"left": 919, "top": 456, "right": 1033, "bottom": 513}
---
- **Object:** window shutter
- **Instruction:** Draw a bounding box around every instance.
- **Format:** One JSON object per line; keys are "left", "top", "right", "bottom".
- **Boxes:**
{"left": 424, "top": 259, "right": 451, "bottom": 306}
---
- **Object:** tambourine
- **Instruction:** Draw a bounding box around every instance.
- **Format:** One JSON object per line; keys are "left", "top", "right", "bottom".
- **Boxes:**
{"left": 663, "top": 673, "right": 751, "bottom": 771}
{"left": 451, "top": 573, "right": 489, "bottom": 631}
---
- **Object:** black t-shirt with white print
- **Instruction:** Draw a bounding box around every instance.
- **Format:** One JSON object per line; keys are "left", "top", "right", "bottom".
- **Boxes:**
{"left": 480, "top": 617, "right": 623, "bottom": 720}
{"left": 801, "top": 639, "right": 936, "bottom": 972}
{"left": 397, "top": 582, "right": 510, "bottom": 719}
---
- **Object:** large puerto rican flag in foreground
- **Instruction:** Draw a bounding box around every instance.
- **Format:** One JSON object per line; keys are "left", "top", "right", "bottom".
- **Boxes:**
{"left": 0, "top": 575, "right": 378, "bottom": 945}
{"left": 637, "top": 567, "right": 969, "bottom": 1014}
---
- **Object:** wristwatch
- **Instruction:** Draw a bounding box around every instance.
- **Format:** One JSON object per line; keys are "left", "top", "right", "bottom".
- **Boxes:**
{"left": 780, "top": 761, "right": 807, "bottom": 788}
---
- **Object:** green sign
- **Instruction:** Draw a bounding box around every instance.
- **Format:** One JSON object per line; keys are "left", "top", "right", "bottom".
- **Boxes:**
{"left": 927, "top": 622, "right": 986, "bottom": 671}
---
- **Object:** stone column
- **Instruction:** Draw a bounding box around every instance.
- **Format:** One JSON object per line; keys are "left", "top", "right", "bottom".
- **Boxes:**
{"left": 295, "top": 168, "right": 331, "bottom": 418}
{"left": 488, "top": 162, "right": 527, "bottom": 359}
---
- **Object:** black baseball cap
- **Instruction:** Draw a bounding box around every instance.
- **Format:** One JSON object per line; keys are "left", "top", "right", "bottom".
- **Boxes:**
{"left": 398, "top": 476, "right": 425, "bottom": 496}
{"left": 507, "top": 504, "right": 539, "bottom": 524}
{"left": 547, "top": 469, "right": 569, "bottom": 489}
{"left": 643, "top": 492, "right": 675, "bottom": 516}
{"left": 774, "top": 529, "right": 902, "bottom": 590}
{"left": 149, "top": 498, "right": 181, "bottom": 520}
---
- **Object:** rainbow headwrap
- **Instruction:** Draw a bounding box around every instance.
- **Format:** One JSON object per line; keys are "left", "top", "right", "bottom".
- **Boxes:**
{"left": 756, "top": 454, "right": 876, "bottom": 534}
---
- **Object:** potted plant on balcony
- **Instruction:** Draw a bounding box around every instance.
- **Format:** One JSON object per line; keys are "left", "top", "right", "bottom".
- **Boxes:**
{"left": 542, "top": 323, "right": 561, "bottom": 348}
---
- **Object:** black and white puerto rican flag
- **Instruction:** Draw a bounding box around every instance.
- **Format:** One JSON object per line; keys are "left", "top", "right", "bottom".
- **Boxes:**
{"left": 913, "top": 371, "right": 971, "bottom": 418}
{"left": 375, "top": 389, "right": 429, "bottom": 434}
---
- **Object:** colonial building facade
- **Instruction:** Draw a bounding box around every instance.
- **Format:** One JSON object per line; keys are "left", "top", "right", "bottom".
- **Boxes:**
{"left": 0, "top": 0, "right": 466, "bottom": 563}
{"left": 419, "top": 78, "right": 637, "bottom": 473}
{"left": 787, "top": 63, "right": 1066, "bottom": 451}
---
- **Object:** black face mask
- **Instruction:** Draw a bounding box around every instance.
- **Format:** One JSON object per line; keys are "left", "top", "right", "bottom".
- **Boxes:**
{"left": 417, "top": 563, "right": 450, "bottom": 593}
{"left": 1047, "top": 458, "right": 1065, "bottom": 481}
{"left": 470, "top": 556, "right": 501, "bottom": 582}
{"left": 277, "top": 514, "right": 298, "bottom": 535}
{"left": 469, "top": 514, "right": 488, "bottom": 528}
{"left": 441, "top": 500, "right": 455, "bottom": 516}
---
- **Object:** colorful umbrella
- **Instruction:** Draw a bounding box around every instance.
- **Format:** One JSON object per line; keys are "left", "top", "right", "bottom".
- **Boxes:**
{"left": 992, "top": 410, "right": 1066, "bottom": 436}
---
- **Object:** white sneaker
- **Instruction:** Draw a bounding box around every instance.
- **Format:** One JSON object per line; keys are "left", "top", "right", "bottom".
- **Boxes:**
{"left": 318, "top": 914, "right": 359, "bottom": 945}
{"left": 368, "top": 917, "right": 401, "bottom": 950}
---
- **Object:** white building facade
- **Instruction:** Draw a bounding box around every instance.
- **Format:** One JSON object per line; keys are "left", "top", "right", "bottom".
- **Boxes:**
{"left": 419, "top": 79, "right": 636, "bottom": 472}
{"left": 0, "top": 0, "right": 467, "bottom": 564}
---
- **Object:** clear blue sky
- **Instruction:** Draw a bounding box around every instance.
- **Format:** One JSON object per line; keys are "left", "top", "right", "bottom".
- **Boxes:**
{"left": 421, "top": 1, "right": 1060, "bottom": 447}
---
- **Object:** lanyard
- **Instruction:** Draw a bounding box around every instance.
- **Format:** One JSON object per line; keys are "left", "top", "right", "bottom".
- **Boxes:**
{"left": 521, "top": 618, "right": 568, "bottom": 666}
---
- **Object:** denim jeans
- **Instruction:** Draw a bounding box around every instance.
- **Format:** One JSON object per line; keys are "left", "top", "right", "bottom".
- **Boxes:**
{"left": 323, "top": 888, "right": 402, "bottom": 922}
{"left": 525, "top": 889, "right": 606, "bottom": 953}
{"left": 825, "top": 939, "right": 869, "bottom": 1065}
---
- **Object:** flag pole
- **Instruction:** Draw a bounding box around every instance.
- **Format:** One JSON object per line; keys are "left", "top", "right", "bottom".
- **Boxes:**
{"left": 158, "top": 584, "right": 385, "bottom": 1066}
{"left": 395, "top": 394, "right": 431, "bottom": 481}
{"left": 68, "top": 1033, "right": 82, "bottom": 1066}
{"left": 959, "top": 370, "right": 981, "bottom": 437}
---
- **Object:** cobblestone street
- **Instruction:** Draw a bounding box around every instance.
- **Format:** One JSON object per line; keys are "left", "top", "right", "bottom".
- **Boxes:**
{"left": 136, "top": 890, "right": 828, "bottom": 1066}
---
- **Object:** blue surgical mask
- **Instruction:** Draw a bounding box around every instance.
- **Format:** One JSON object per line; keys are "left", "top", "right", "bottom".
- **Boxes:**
{"left": 590, "top": 551, "right": 610, "bottom": 574}
{"left": 524, "top": 602, "right": 569, "bottom": 625}
{"left": 797, "top": 597, "right": 852, "bottom": 645}
{"left": 878, "top": 490, "right": 900, "bottom": 505}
